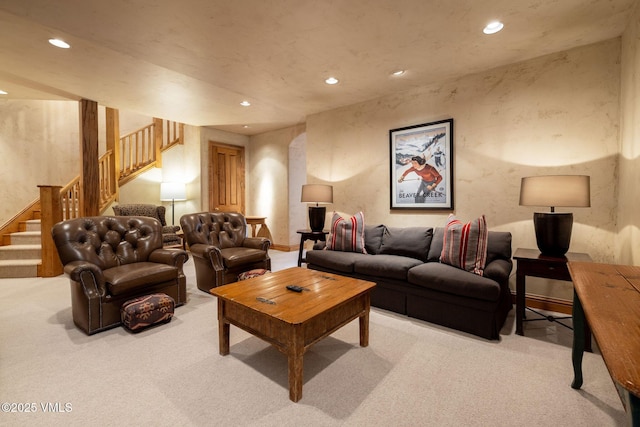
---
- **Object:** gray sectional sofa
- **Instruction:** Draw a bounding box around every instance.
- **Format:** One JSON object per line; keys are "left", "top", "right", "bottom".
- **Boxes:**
{"left": 305, "top": 225, "right": 513, "bottom": 340}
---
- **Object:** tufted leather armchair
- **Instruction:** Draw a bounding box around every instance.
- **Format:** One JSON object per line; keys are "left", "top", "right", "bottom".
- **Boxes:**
{"left": 180, "top": 212, "right": 271, "bottom": 292}
{"left": 112, "top": 204, "right": 182, "bottom": 247}
{"left": 51, "top": 216, "right": 189, "bottom": 335}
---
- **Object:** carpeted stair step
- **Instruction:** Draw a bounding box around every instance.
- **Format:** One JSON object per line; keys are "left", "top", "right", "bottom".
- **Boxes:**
{"left": 0, "top": 259, "right": 40, "bottom": 278}
{"left": 21, "top": 219, "right": 42, "bottom": 232}
{"left": 0, "top": 220, "right": 42, "bottom": 277}
{"left": 0, "top": 245, "right": 41, "bottom": 260}
{"left": 8, "top": 231, "right": 41, "bottom": 245}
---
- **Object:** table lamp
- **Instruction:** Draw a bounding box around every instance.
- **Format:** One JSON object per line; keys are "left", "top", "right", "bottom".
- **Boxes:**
{"left": 160, "top": 182, "right": 187, "bottom": 225}
{"left": 301, "top": 184, "right": 333, "bottom": 232}
{"left": 519, "top": 175, "right": 590, "bottom": 256}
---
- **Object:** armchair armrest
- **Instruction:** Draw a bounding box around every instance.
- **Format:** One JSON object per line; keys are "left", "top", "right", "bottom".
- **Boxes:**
{"left": 149, "top": 248, "right": 189, "bottom": 268}
{"left": 189, "top": 243, "right": 225, "bottom": 271}
{"left": 243, "top": 237, "right": 270, "bottom": 251}
{"left": 64, "top": 260, "right": 107, "bottom": 298}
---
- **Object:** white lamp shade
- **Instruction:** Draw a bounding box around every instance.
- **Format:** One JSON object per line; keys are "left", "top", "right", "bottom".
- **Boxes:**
{"left": 160, "top": 182, "right": 187, "bottom": 201}
{"left": 301, "top": 184, "right": 333, "bottom": 204}
{"left": 519, "top": 175, "right": 590, "bottom": 209}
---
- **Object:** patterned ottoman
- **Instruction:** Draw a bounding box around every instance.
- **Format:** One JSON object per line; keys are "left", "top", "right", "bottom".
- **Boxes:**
{"left": 238, "top": 269, "right": 271, "bottom": 281}
{"left": 121, "top": 293, "right": 175, "bottom": 332}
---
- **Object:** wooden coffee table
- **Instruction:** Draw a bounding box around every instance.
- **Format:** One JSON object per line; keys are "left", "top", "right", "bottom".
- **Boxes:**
{"left": 209, "top": 267, "right": 376, "bottom": 402}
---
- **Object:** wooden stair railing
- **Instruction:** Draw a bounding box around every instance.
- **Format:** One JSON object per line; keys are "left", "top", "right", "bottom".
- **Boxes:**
{"left": 60, "top": 176, "right": 81, "bottom": 221}
{"left": 119, "top": 119, "right": 184, "bottom": 185}
{"left": 99, "top": 150, "right": 116, "bottom": 211}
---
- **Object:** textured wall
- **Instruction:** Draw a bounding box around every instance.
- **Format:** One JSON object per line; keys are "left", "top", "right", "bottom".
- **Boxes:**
{"left": 306, "top": 39, "right": 621, "bottom": 299}
{"left": 618, "top": 2, "right": 640, "bottom": 265}
{"left": 248, "top": 124, "right": 306, "bottom": 248}
{"left": 0, "top": 100, "right": 79, "bottom": 224}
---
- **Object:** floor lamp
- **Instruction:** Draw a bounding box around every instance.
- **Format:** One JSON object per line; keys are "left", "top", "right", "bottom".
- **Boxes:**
{"left": 160, "top": 182, "right": 187, "bottom": 225}
{"left": 301, "top": 184, "right": 333, "bottom": 232}
{"left": 519, "top": 175, "right": 590, "bottom": 256}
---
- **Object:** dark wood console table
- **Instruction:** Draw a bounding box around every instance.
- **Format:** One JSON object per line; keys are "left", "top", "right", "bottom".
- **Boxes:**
{"left": 568, "top": 261, "right": 640, "bottom": 425}
{"left": 513, "top": 248, "right": 592, "bottom": 348}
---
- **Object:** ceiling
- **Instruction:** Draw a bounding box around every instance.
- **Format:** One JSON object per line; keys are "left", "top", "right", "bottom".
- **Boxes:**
{"left": 0, "top": 0, "right": 636, "bottom": 135}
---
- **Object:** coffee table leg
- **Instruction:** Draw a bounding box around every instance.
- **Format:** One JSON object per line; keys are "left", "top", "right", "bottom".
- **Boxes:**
{"left": 359, "top": 297, "right": 370, "bottom": 347}
{"left": 217, "top": 299, "right": 230, "bottom": 356}
{"left": 288, "top": 325, "right": 304, "bottom": 402}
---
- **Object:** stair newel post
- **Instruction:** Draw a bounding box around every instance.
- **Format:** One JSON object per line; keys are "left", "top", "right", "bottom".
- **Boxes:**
{"left": 153, "top": 118, "right": 163, "bottom": 168}
{"left": 37, "top": 185, "right": 63, "bottom": 277}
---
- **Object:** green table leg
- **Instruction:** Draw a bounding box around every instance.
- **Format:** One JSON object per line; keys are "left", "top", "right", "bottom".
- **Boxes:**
{"left": 571, "top": 289, "right": 584, "bottom": 389}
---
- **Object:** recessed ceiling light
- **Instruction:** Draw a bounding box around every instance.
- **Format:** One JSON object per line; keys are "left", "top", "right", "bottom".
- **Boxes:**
{"left": 325, "top": 77, "right": 339, "bottom": 85}
{"left": 483, "top": 21, "right": 504, "bottom": 35}
{"left": 0, "top": 90, "right": 7, "bottom": 95}
{"left": 243, "top": 125, "right": 250, "bottom": 128}
{"left": 49, "top": 38, "right": 71, "bottom": 48}
{"left": 240, "top": 100, "right": 251, "bottom": 107}
{"left": 391, "top": 70, "right": 406, "bottom": 76}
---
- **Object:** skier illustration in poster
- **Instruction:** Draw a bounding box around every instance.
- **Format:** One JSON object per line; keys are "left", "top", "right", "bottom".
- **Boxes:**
{"left": 398, "top": 155, "right": 442, "bottom": 203}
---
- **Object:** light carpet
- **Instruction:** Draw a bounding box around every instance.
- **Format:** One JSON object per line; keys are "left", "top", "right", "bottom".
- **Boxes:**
{"left": 0, "top": 250, "right": 627, "bottom": 426}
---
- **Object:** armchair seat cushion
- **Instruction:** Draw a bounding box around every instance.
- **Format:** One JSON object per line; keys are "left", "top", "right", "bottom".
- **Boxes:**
{"left": 222, "top": 247, "right": 269, "bottom": 269}
{"left": 105, "top": 262, "right": 179, "bottom": 296}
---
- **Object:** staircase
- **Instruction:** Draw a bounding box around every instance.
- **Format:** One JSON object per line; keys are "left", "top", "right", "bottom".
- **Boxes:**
{"left": 0, "top": 219, "right": 42, "bottom": 278}
{"left": 0, "top": 115, "right": 185, "bottom": 279}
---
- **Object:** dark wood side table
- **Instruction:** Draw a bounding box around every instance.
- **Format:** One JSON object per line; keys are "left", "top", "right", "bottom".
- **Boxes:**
{"left": 296, "top": 229, "right": 328, "bottom": 267}
{"left": 513, "top": 248, "right": 592, "bottom": 349}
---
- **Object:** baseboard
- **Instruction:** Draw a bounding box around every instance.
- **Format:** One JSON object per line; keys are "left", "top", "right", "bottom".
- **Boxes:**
{"left": 511, "top": 292, "right": 572, "bottom": 315}
{"left": 271, "top": 243, "right": 296, "bottom": 252}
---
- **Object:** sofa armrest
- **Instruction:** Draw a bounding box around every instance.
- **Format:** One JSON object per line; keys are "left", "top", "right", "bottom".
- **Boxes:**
{"left": 149, "top": 248, "right": 189, "bottom": 268}
{"left": 64, "top": 260, "right": 107, "bottom": 298}
{"left": 313, "top": 241, "right": 327, "bottom": 250}
{"left": 243, "top": 237, "right": 271, "bottom": 251}
{"left": 483, "top": 258, "right": 513, "bottom": 286}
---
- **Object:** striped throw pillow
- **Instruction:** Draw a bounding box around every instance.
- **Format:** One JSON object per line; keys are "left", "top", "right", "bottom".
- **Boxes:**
{"left": 326, "top": 211, "right": 366, "bottom": 253}
{"left": 440, "top": 214, "right": 488, "bottom": 276}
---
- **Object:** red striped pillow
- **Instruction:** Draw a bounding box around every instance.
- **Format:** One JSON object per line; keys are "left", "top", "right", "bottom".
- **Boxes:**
{"left": 440, "top": 214, "right": 488, "bottom": 276}
{"left": 326, "top": 211, "right": 366, "bottom": 253}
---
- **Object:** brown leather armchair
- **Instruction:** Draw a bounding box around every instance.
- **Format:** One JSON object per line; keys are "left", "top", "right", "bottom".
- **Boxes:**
{"left": 51, "top": 216, "right": 189, "bottom": 335}
{"left": 180, "top": 212, "right": 271, "bottom": 292}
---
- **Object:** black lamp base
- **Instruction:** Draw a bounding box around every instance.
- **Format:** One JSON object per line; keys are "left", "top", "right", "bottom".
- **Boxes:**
{"left": 308, "top": 206, "right": 326, "bottom": 232}
{"left": 533, "top": 212, "right": 573, "bottom": 257}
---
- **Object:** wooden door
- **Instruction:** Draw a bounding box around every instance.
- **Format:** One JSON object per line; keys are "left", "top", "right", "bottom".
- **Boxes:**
{"left": 208, "top": 142, "right": 245, "bottom": 213}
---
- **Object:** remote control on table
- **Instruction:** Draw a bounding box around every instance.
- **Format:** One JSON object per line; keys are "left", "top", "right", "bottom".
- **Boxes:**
{"left": 286, "top": 285, "right": 304, "bottom": 293}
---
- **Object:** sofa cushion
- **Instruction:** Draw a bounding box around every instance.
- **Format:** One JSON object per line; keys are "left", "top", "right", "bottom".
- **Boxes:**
{"left": 408, "top": 262, "right": 501, "bottom": 302}
{"left": 326, "top": 211, "right": 366, "bottom": 253}
{"left": 105, "top": 262, "right": 179, "bottom": 296}
{"left": 353, "top": 254, "right": 423, "bottom": 281}
{"left": 305, "top": 250, "right": 366, "bottom": 273}
{"left": 364, "top": 224, "right": 385, "bottom": 255}
{"left": 440, "top": 214, "right": 488, "bottom": 276}
{"left": 379, "top": 227, "right": 433, "bottom": 261}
